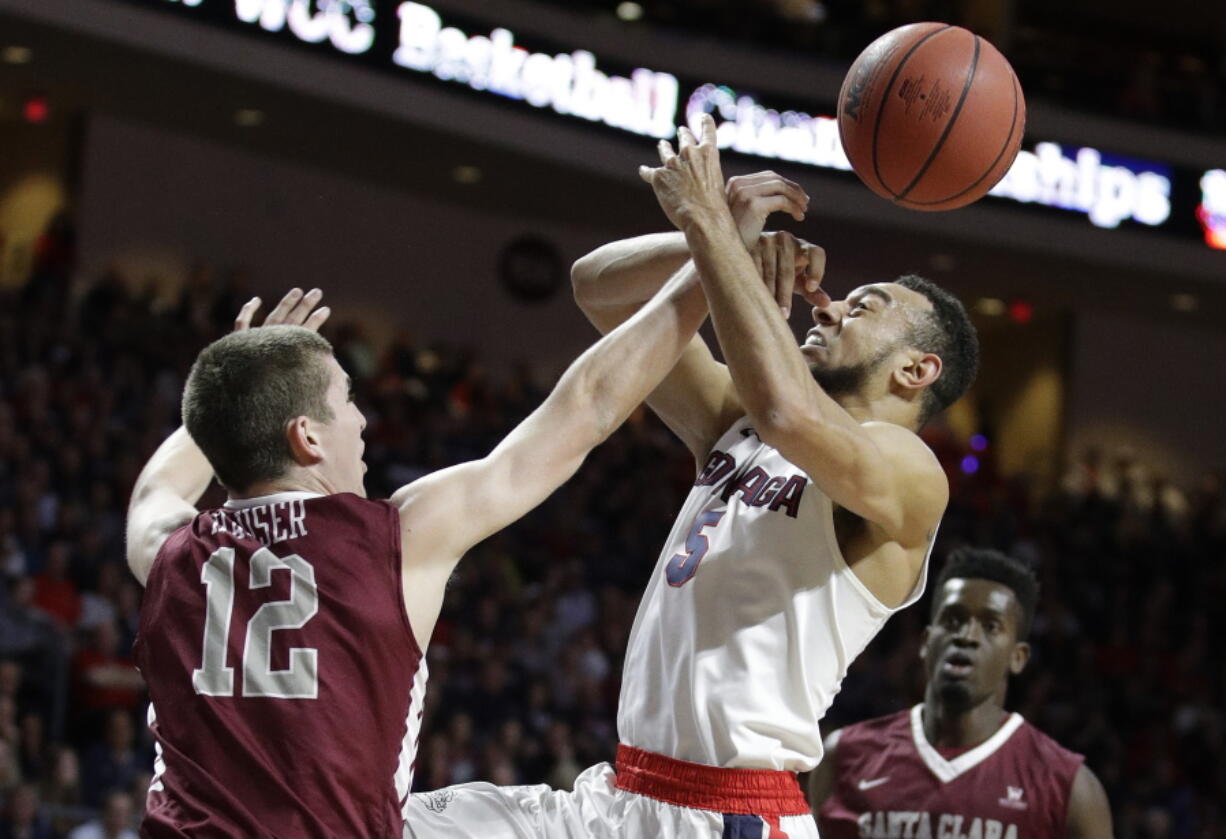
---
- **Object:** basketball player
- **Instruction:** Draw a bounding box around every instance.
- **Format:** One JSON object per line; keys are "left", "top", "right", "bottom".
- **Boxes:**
{"left": 403, "top": 114, "right": 977, "bottom": 837}
{"left": 126, "top": 265, "right": 726, "bottom": 836}
{"left": 811, "top": 547, "right": 1113, "bottom": 838}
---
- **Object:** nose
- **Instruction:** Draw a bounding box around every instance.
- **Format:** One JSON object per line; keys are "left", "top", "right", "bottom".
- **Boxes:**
{"left": 811, "top": 301, "right": 840, "bottom": 327}
{"left": 952, "top": 619, "right": 984, "bottom": 646}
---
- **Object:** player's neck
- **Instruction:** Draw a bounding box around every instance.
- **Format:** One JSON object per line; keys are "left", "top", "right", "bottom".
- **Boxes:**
{"left": 836, "top": 391, "right": 921, "bottom": 431}
{"left": 230, "top": 468, "right": 335, "bottom": 501}
{"left": 921, "top": 693, "right": 1009, "bottom": 750}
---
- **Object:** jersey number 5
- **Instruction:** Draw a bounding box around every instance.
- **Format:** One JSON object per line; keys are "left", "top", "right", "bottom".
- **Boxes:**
{"left": 193, "top": 547, "right": 320, "bottom": 699}
{"left": 665, "top": 511, "right": 725, "bottom": 587}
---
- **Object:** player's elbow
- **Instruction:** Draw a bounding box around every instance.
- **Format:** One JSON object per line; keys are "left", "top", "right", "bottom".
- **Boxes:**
{"left": 552, "top": 371, "right": 616, "bottom": 451}
{"left": 570, "top": 254, "right": 600, "bottom": 308}
{"left": 753, "top": 401, "right": 816, "bottom": 450}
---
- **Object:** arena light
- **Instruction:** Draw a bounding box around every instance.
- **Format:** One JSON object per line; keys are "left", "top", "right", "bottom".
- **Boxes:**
{"left": 1170, "top": 293, "right": 1198, "bottom": 312}
{"left": 1007, "top": 300, "right": 1033, "bottom": 324}
{"left": 974, "top": 298, "right": 1005, "bottom": 316}
{"left": 143, "top": 0, "right": 1195, "bottom": 236}
{"left": 22, "top": 96, "right": 49, "bottom": 124}
{"left": 616, "top": 2, "right": 644, "bottom": 22}
{"left": 234, "top": 108, "right": 265, "bottom": 127}
{"left": 684, "top": 83, "right": 1171, "bottom": 230}
{"left": 1, "top": 46, "right": 33, "bottom": 65}
{"left": 685, "top": 84, "right": 852, "bottom": 170}
{"left": 236, "top": 0, "right": 376, "bottom": 55}
{"left": 988, "top": 143, "right": 1171, "bottom": 229}
{"left": 1197, "top": 169, "right": 1226, "bottom": 250}
{"left": 393, "top": 2, "right": 679, "bottom": 139}
{"left": 451, "top": 165, "right": 482, "bottom": 184}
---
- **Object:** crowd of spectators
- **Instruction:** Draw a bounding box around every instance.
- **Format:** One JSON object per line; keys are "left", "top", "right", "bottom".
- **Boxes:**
{"left": 2, "top": 228, "right": 1225, "bottom": 838}
{"left": 558, "top": 0, "right": 1226, "bottom": 134}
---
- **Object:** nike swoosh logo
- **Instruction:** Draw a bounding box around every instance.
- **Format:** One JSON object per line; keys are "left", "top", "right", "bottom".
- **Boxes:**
{"left": 857, "top": 777, "right": 890, "bottom": 790}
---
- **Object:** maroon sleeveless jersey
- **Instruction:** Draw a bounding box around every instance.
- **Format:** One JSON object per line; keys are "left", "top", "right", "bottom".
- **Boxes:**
{"left": 133, "top": 492, "right": 424, "bottom": 839}
{"left": 818, "top": 705, "right": 1084, "bottom": 839}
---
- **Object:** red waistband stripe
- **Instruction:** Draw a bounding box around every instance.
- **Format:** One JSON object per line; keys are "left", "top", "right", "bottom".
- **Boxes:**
{"left": 613, "top": 745, "right": 811, "bottom": 817}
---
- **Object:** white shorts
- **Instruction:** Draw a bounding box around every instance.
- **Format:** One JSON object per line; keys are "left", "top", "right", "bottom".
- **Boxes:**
{"left": 403, "top": 747, "right": 819, "bottom": 839}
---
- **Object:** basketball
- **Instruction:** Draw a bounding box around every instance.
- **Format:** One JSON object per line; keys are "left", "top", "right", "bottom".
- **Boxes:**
{"left": 837, "top": 23, "right": 1026, "bottom": 211}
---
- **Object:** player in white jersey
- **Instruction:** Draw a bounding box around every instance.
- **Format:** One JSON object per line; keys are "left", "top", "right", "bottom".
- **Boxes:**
{"left": 404, "top": 115, "right": 979, "bottom": 837}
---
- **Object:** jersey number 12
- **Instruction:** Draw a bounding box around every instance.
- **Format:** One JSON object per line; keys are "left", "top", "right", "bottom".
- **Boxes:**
{"left": 192, "top": 546, "right": 320, "bottom": 699}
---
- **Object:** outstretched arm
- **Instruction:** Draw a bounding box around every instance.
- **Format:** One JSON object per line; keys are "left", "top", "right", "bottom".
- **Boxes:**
{"left": 393, "top": 265, "right": 708, "bottom": 650}
{"left": 571, "top": 174, "right": 814, "bottom": 462}
{"left": 125, "top": 289, "right": 332, "bottom": 585}
{"left": 641, "top": 115, "right": 946, "bottom": 604}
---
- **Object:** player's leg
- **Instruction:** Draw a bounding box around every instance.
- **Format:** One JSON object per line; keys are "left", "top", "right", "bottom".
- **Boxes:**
{"left": 774, "top": 812, "right": 821, "bottom": 838}
{"left": 403, "top": 763, "right": 619, "bottom": 839}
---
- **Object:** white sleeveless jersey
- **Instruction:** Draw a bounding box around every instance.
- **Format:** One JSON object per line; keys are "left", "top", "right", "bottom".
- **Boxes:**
{"left": 617, "top": 417, "right": 932, "bottom": 772}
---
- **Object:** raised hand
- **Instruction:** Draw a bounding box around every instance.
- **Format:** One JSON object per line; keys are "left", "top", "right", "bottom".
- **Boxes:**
{"left": 727, "top": 171, "right": 809, "bottom": 248}
{"left": 751, "top": 232, "right": 830, "bottom": 318}
{"left": 232, "top": 288, "right": 332, "bottom": 333}
{"left": 638, "top": 113, "right": 729, "bottom": 234}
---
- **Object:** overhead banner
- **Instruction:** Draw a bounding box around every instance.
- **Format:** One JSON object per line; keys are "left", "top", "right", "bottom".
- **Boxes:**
{"left": 133, "top": 0, "right": 1218, "bottom": 245}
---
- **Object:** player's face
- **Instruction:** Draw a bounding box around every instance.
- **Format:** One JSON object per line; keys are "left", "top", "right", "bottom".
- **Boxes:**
{"left": 800, "top": 282, "right": 931, "bottom": 396}
{"left": 316, "top": 355, "right": 368, "bottom": 497}
{"left": 920, "top": 578, "right": 1030, "bottom": 710}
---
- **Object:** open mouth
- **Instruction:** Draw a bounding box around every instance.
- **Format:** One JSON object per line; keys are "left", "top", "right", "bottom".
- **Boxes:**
{"left": 941, "top": 651, "right": 975, "bottom": 678}
{"left": 803, "top": 329, "right": 827, "bottom": 348}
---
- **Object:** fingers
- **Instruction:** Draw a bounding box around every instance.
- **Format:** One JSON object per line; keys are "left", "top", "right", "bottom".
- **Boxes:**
{"left": 698, "top": 112, "right": 717, "bottom": 146}
{"left": 677, "top": 125, "right": 697, "bottom": 159}
{"left": 726, "top": 171, "right": 810, "bottom": 220}
{"left": 284, "top": 287, "right": 324, "bottom": 326}
{"left": 657, "top": 139, "right": 678, "bottom": 167}
{"left": 264, "top": 288, "right": 305, "bottom": 325}
{"left": 254, "top": 288, "right": 328, "bottom": 329}
{"left": 775, "top": 233, "right": 797, "bottom": 317}
{"left": 799, "top": 243, "right": 831, "bottom": 308}
{"left": 747, "top": 194, "right": 808, "bottom": 223}
{"left": 233, "top": 297, "right": 261, "bottom": 332}
{"left": 303, "top": 306, "right": 332, "bottom": 332}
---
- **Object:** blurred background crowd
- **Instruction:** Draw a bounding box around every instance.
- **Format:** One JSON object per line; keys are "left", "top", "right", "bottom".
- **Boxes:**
{"left": 560, "top": 0, "right": 1226, "bottom": 134}
{"left": 1, "top": 219, "right": 1224, "bottom": 838}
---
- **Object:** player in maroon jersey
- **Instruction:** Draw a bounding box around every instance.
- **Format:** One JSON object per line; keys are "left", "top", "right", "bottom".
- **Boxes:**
{"left": 810, "top": 547, "right": 1113, "bottom": 838}
{"left": 125, "top": 272, "right": 721, "bottom": 837}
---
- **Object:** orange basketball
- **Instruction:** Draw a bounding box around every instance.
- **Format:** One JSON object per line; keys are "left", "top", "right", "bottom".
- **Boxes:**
{"left": 837, "top": 22, "right": 1026, "bottom": 211}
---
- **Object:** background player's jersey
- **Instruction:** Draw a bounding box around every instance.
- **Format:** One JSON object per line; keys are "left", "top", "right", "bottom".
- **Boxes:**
{"left": 133, "top": 491, "right": 425, "bottom": 838}
{"left": 819, "top": 706, "right": 1085, "bottom": 838}
{"left": 616, "top": 418, "right": 931, "bottom": 771}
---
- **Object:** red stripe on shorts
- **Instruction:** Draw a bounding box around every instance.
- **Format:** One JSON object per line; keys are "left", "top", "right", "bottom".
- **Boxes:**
{"left": 613, "top": 744, "right": 810, "bottom": 816}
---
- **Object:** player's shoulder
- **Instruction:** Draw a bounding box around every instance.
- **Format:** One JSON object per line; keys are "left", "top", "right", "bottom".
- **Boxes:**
{"left": 313, "top": 491, "right": 397, "bottom": 513}
{"left": 292, "top": 492, "right": 399, "bottom": 525}
{"left": 1015, "top": 716, "right": 1085, "bottom": 767}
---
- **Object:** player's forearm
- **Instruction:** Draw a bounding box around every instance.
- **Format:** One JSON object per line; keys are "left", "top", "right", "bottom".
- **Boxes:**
{"left": 683, "top": 210, "right": 832, "bottom": 433}
{"left": 130, "top": 426, "right": 214, "bottom": 508}
{"left": 571, "top": 232, "right": 700, "bottom": 331}
{"left": 560, "top": 264, "right": 707, "bottom": 441}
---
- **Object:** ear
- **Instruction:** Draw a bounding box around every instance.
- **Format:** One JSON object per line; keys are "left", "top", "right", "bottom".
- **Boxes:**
{"left": 285, "top": 415, "right": 325, "bottom": 466}
{"left": 893, "top": 350, "right": 942, "bottom": 393}
{"left": 1008, "top": 640, "right": 1031, "bottom": 676}
{"left": 919, "top": 625, "right": 932, "bottom": 663}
